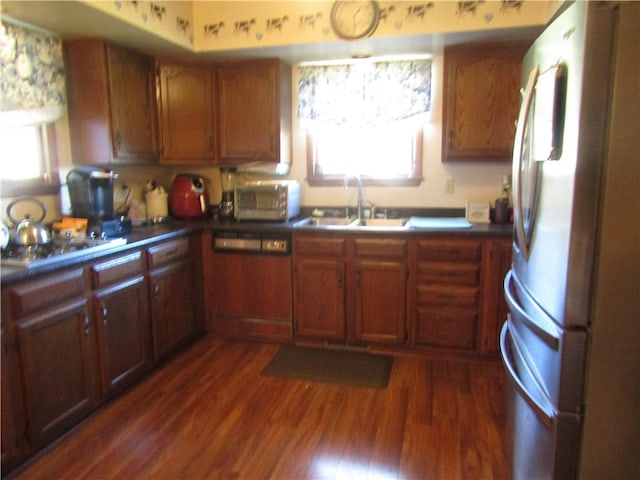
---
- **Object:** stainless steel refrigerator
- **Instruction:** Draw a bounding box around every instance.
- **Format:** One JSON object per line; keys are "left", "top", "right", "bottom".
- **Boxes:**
{"left": 500, "top": 1, "right": 639, "bottom": 479}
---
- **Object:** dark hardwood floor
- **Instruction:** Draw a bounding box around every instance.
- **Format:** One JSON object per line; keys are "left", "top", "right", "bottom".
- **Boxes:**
{"left": 10, "top": 335, "right": 510, "bottom": 479}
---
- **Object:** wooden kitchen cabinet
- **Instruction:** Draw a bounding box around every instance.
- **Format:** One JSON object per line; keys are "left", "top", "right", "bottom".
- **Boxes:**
{"left": 1, "top": 327, "right": 24, "bottom": 472}
{"left": 65, "top": 40, "right": 159, "bottom": 165}
{"left": 91, "top": 251, "right": 152, "bottom": 395}
{"left": 479, "top": 238, "right": 512, "bottom": 354}
{"left": 442, "top": 43, "right": 526, "bottom": 162}
{"left": 293, "top": 235, "right": 407, "bottom": 346}
{"left": 148, "top": 237, "right": 197, "bottom": 359}
{"left": 352, "top": 238, "right": 407, "bottom": 345}
{"left": 216, "top": 59, "right": 291, "bottom": 165}
{"left": 4, "top": 268, "right": 100, "bottom": 450}
{"left": 156, "top": 61, "right": 217, "bottom": 164}
{"left": 413, "top": 239, "right": 482, "bottom": 351}
{"left": 293, "top": 235, "right": 347, "bottom": 340}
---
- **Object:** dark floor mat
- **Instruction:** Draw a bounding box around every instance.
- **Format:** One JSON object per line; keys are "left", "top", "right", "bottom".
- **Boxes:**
{"left": 261, "top": 344, "right": 393, "bottom": 389}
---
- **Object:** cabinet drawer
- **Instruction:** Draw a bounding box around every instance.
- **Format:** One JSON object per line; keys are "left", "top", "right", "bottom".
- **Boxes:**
{"left": 91, "top": 251, "right": 145, "bottom": 288}
{"left": 417, "top": 285, "right": 479, "bottom": 307}
{"left": 416, "top": 308, "right": 476, "bottom": 350}
{"left": 353, "top": 238, "right": 406, "bottom": 259}
{"left": 417, "top": 240, "right": 481, "bottom": 262}
{"left": 295, "top": 237, "right": 346, "bottom": 257}
{"left": 147, "top": 237, "right": 190, "bottom": 269}
{"left": 7, "top": 268, "right": 86, "bottom": 318}
{"left": 418, "top": 262, "right": 480, "bottom": 285}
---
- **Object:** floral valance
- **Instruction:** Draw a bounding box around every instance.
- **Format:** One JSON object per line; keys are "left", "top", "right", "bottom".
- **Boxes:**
{"left": 298, "top": 59, "right": 431, "bottom": 127}
{"left": 0, "top": 20, "right": 66, "bottom": 118}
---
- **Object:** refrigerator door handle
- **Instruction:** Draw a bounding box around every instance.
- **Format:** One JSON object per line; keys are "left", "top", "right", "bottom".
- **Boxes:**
{"left": 512, "top": 67, "right": 539, "bottom": 260}
{"left": 500, "top": 322, "right": 555, "bottom": 426}
{"left": 504, "top": 270, "right": 560, "bottom": 351}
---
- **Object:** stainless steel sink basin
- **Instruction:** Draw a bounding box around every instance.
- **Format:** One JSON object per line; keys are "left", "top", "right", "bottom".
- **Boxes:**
{"left": 294, "top": 216, "right": 356, "bottom": 227}
{"left": 351, "top": 218, "right": 409, "bottom": 228}
{"left": 294, "top": 216, "right": 409, "bottom": 230}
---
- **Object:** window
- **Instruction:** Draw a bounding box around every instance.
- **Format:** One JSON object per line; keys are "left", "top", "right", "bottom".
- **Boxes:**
{"left": 0, "top": 123, "right": 60, "bottom": 196}
{"left": 298, "top": 58, "right": 431, "bottom": 186}
{"left": 0, "top": 19, "right": 66, "bottom": 197}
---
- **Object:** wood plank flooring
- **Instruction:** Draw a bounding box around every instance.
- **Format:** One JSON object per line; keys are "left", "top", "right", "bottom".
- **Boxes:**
{"left": 10, "top": 335, "right": 511, "bottom": 480}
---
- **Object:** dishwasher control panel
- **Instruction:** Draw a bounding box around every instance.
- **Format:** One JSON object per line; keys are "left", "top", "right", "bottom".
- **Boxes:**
{"left": 213, "top": 232, "right": 290, "bottom": 255}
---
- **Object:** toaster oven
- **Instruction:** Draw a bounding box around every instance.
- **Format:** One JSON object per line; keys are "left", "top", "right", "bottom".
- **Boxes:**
{"left": 234, "top": 181, "right": 300, "bottom": 222}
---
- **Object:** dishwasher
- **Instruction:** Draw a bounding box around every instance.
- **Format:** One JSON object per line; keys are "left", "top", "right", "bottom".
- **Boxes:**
{"left": 211, "top": 231, "right": 293, "bottom": 341}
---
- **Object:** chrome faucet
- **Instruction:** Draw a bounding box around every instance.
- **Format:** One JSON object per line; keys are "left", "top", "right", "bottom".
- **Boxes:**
{"left": 343, "top": 174, "right": 364, "bottom": 221}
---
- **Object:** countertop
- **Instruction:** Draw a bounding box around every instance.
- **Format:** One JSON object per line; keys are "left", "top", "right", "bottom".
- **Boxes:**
{"left": 1, "top": 216, "right": 513, "bottom": 286}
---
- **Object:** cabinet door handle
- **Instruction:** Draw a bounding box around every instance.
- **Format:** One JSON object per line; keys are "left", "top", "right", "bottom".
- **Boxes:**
{"left": 154, "top": 283, "right": 160, "bottom": 296}
{"left": 101, "top": 304, "right": 108, "bottom": 325}
{"left": 83, "top": 315, "right": 90, "bottom": 336}
{"left": 116, "top": 131, "right": 122, "bottom": 148}
{"left": 448, "top": 130, "right": 454, "bottom": 149}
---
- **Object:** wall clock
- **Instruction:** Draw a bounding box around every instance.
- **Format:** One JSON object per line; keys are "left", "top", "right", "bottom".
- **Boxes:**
{"left": 330, "top": 1, "right": 380, "bottom": 40}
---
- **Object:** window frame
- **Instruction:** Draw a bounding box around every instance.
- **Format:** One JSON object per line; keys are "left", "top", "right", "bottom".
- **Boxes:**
{"left": 1, "top": 123, "right": 61, "bottom": 198}
{"left": 305, "top": 126, "right": 424, "bottom": 187}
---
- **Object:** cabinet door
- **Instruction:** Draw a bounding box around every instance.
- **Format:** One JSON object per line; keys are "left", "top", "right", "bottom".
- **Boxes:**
{"left": 94, "top": 275, "right": 152, "bottom": 395}
{"left": 157, "top": 62, "right": 216, "bottom": 163}
{"left": 16, "top": 299, "right": 98, "bottom": 449}
{"left": 106, "top": 45, "right": 158, "bottom": 163}
{"left": 65, "top": 40, "right": 158, "bottom": 165}
{"left": 294, "top": 257, "right": 346, "bottom": 340}
{"left": 442, "top": 44, "right": 525, "bottom": 162}
{"left": 479, "top": 239, "right": 512, "bottom": 354}
{"left": 217, "top": 60, "right": 279, "bottom": 163}
{"left": 149, "top": 260, "right": 196, "bottom": 359}
{"left": 354, "top": 260, "right": 407, "bottom": 344}
{"left": 1, "top": 329, "right": 23, "bottom": 471}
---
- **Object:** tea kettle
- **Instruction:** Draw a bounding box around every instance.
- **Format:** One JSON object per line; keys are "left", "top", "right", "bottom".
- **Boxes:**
{"left": 6, "top": 197, "right": 51, "bottom": 246}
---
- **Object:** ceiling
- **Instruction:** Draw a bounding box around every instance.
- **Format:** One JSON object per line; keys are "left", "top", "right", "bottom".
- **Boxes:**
{"left": 1, "top": 1, "right": 543, "bottom": 63}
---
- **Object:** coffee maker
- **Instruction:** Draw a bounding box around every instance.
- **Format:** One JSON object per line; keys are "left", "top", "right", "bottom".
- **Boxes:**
{"left": 66, "top": 166, "right": 131, "bottom": 237}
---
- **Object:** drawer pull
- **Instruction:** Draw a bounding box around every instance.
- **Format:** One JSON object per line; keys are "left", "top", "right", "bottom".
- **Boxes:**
{"left": 101, "top": 304, "right": 108, "bottom": 325}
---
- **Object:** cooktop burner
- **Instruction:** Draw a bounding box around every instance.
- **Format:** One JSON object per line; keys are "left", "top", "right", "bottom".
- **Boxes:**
{"left": 1, "top": 238, "right": 127, "bottom": 269}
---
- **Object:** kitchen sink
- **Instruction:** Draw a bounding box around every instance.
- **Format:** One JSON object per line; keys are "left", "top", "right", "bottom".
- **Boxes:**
{"left": 294, "top": 216, "right": 356, "bottom": 228}
{"left": 294, "top": 216, "right": 409, "bottom": 230}
{"left": 351, "top": 218, "right": 409, "bottom": 228}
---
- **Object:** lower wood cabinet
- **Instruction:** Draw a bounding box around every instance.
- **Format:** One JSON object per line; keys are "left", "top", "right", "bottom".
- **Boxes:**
{"left": 352, "top": 238, "right": 407, "bottom": 345}
{"left": 1, "top": 234, "right": 201, "bottom": 474}
{"left": 479, "top": 238, "right": 512, "bottom": 354}
{"left": 294, "top": 239, "right": 346, "bottom": 340}
{"left": 147, "top": 236, "right": 200, "bottom": 360}
{"left": 4, "top": 268, "right": 99, "bottom": 451}
{"left": 93, "top": 283, "right": 152, "bottom": 395}
{"left": 293, "top": 234, "right": 407, "bottom": 346}
{"left": 412, "top": 238, "right": 482, "bottom": 351}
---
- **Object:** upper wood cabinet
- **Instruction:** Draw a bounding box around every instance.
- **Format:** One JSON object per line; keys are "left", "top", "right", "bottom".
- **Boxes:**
{"left": 442, "top": 43, "right": 526, "bottom": 162}
{"left": 65, "top": 40, "right": 159, "bottom": 165}
{"left": 156, "top": 61, "right": 217, "bottom": 164}
{"left": 216, "top": 59, "right": 291, "bottom": 165}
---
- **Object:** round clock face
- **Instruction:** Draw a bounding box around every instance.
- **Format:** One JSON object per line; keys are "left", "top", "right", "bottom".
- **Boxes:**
{"left": 330, "top": 1, "right": 380, "bottom": 40}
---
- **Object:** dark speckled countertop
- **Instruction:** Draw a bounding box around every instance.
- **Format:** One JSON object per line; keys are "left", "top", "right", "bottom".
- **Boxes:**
{"left": 1, "top": 214, "right": 513, "bottom": 286}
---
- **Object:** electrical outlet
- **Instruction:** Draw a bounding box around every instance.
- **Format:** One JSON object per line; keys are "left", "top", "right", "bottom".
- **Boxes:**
{"left": 444, "top": 177, "right": 454, "bottom": 194}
